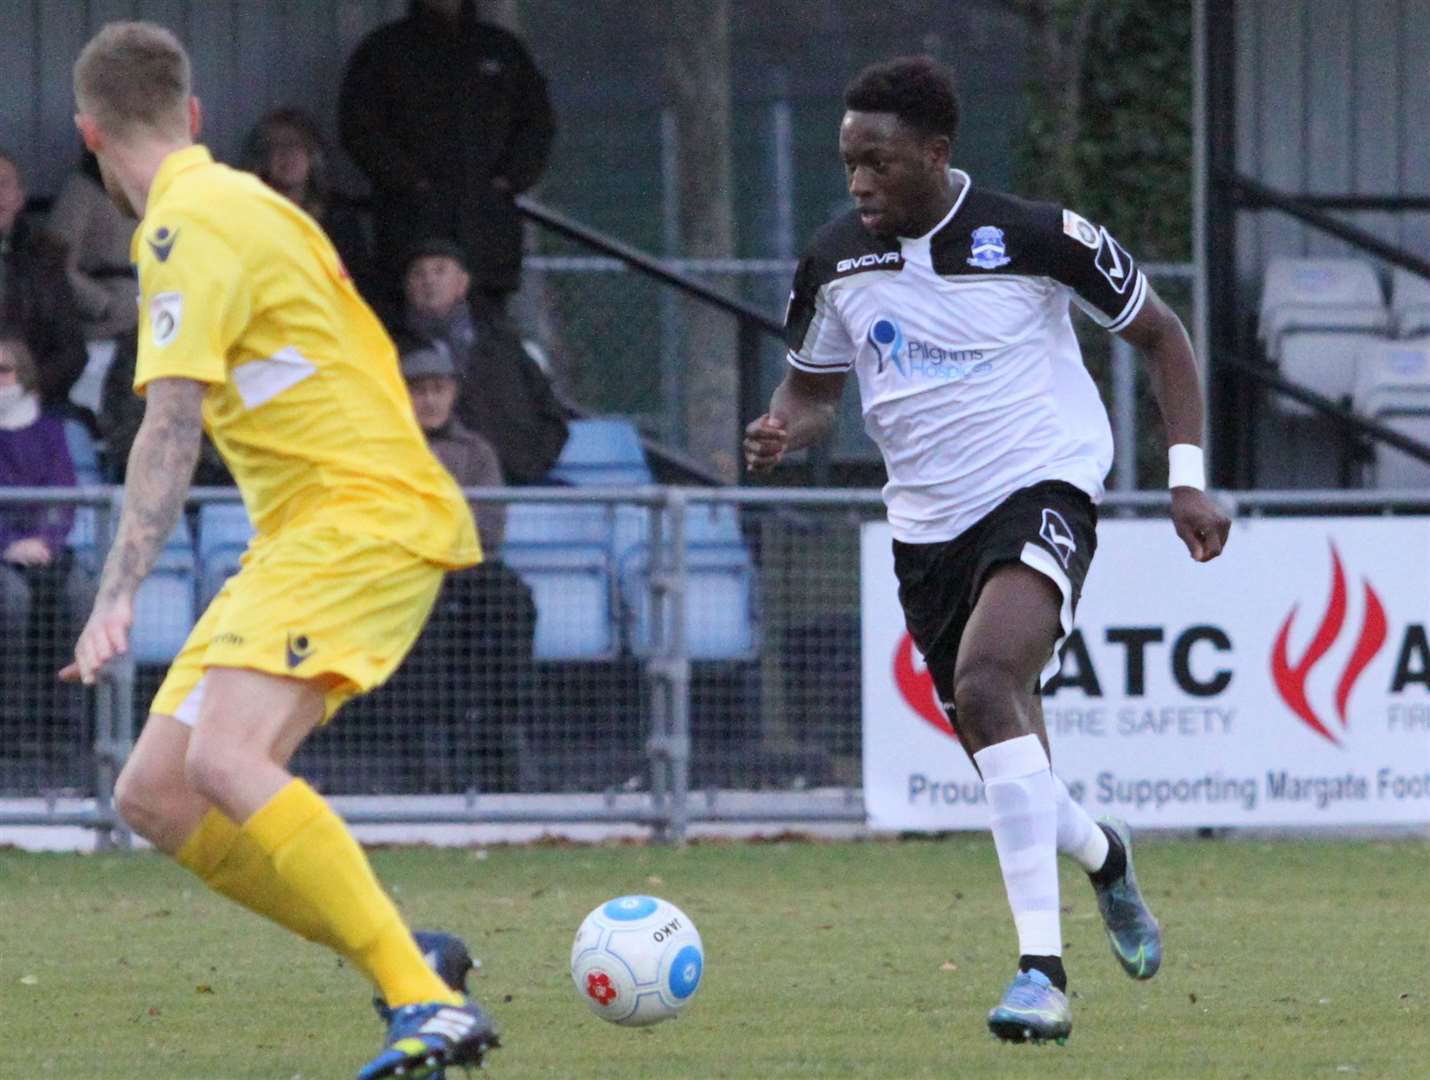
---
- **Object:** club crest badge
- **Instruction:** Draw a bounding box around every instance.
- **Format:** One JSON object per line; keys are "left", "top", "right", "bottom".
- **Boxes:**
{"left": 966, "top": 225, "right": 1011, "bottom": 270}
{"left": 149, "top": 292, "right": 183, "bottom": 348}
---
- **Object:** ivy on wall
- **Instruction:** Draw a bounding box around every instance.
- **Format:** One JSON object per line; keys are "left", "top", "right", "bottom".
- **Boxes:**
{"left": 1014, "top": 0, "right": 1193, "bottom": 261}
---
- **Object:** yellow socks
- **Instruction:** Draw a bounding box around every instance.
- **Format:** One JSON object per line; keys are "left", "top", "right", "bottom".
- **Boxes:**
{"left": 175, "top": 807, "right": 341, "bottom": 951}
{"left": 238, "top": 778, "right": 461, "bottom": 1009}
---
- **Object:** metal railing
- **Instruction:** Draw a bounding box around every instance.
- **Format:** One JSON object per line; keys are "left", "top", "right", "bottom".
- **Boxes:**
{"left": 6, "top": 485, "right": 1430, "bottom": 847}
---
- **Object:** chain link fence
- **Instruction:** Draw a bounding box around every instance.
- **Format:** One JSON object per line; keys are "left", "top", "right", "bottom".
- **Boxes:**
{"left": 0, "top": 486, "right": 885, "bottom": 843}
{"left": 7, "top": 485, "right": 1427, "bottom": 846}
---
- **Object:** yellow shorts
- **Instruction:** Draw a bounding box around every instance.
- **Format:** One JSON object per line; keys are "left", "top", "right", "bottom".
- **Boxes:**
{"left": 151, "top": 527, "right": 446, "bottom": 725}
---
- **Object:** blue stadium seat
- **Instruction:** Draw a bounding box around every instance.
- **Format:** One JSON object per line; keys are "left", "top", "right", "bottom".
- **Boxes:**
{"left": 197, "top": 502, "right": 256, "bottom": 604}
{"left": 62, "top": 420, "right": 101, "bottom": 486}
{"left": 503, "top": 501, "right": 614, "bottom": 546}
{"left": 548, "top": 418, "right": 653, "bottom": 487}
{"left": 501, "top": 543, "right": 616, "bottom": 660}
{"left": 66, "top": 506, "right": 102, "bottom": 575}
{"left": 130, "top": 519, "right": 197, "bottom": 664}
{"left": 619, "top": 543, "right": 758, "bottom": 660}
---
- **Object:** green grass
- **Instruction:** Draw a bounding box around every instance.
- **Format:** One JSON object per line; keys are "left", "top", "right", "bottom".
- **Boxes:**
{"left": 1, "top": 836, "right": 1426, "bottom": 1078}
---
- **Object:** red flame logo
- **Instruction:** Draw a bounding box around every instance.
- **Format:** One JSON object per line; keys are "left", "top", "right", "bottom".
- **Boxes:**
{"left": 1270, "top": 543, "right": 1387, "bottom": 746}
{"left": 893, "top": 633, "right": 957, "bottom": 739}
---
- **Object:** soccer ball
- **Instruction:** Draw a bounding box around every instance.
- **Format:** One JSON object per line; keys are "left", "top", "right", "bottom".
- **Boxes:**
{"left": 570, "top": 895, "right": 704, "bottom": 1026}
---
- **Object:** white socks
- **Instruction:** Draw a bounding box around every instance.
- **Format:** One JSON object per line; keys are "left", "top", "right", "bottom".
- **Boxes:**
{"left": 974, "top": 734, "right": 1061, "bottom": 958}
{"left": 1053, "top": 773, "right": 1109, "bottom": 873}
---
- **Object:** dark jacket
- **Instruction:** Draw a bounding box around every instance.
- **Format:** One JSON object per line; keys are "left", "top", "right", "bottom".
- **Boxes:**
{"left": 1, "top": 219, "right": 88, "bottom": 411}
{"left": 405, "top": 299, "right": 568, "bottom": 484}
{"left": 339, "top": 0, "right": 556, "bottom": 296}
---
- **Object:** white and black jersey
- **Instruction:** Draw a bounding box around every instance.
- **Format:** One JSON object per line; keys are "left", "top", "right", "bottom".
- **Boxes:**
{"left": 785, "top": 170, "right": 1147, "bottom": 543}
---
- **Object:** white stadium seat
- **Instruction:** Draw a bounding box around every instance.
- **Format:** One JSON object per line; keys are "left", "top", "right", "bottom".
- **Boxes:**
{"left": 1351, "top": 338, "right": 1430, "bottom": 489}
{"left": 1259, "top": 258, "right": 1390, "bottom": 415}
{"left": 1390, "top": 267, "right": 1430, "bottom": 339}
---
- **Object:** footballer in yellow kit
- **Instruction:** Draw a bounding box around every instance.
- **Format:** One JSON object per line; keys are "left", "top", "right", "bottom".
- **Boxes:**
{"left": 135, "top": 145, "right": 480, "bottom": 723}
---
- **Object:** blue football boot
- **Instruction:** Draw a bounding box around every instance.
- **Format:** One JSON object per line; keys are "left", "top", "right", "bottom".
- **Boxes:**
{"left": 986, "top": 968, "right": 1072, "bottom": 1044}
{"left": 1092, "top": 818, "right": 1163, "bottom": 979}
{"left": 357, "top": 998, "right": 498, "bottom": 1080}
{"left": 373, "top": 931, "right": 476, "bottom": 1023}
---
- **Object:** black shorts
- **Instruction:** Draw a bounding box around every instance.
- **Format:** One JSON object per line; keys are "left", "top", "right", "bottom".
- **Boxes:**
{"left": 891, "top": 480, "right": 1098, "bottom": 710}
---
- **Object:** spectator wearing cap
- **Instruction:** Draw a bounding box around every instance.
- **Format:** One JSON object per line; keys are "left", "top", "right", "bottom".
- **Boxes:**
{"left": 401, "top": 335, "right": 505, "bottom": 552}
{"left": 339, "top": 0, "right": 555, "bottom": 309}
{"left": 401, "top": 237, "right": 568, "bottom": 484}
{"left": 0, "top": 150, "right": 88, "bottom": 414}
{"left": 383, "top": 333, "right": 537, "bottom": 793}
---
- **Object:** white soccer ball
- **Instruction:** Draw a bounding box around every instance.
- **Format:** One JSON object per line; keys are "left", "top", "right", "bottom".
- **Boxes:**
{"left": 570, "top": 895, "right": 704, "bottom": 1026}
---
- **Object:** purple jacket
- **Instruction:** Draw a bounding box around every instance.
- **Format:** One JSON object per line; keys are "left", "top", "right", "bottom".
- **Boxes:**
{"left": 0, "top": 415, "right": 77, "bottom": 553}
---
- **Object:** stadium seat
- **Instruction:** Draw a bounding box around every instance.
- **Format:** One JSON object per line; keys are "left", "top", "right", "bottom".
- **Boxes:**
{"left": 197, "top": 501, "right": 256, "bottom": 604}
{"left": 503, "top": 501, "right": 613, "bottom": 546}
{"left": 130, "top": 519, "right": 197, "bottom": 664}
{"left": 619, "top": 543, "right": 758, "bottom": 661}
{"left": 66, "top": 505, "right": 102, "bottom": 575}
{"left": 62, "top": 420, "right": 102, "bottom": 486}
{"left": 1259, "top": 258, "right": 1390, "bottom": 415}
{"left": 502, "top": 543, "right": 616, "bottom": 660}
{"left": 1391, "top": 267, "right": 1430, "bottom": 339}
{"left": 1352, "top": 338, "right": 1430, "bottom": 489}
{"left": 548, "top": 418, "right": 653, "bottom": 487}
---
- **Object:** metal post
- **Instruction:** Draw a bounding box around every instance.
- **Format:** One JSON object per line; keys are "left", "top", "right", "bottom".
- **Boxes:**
{"left": 664, "top": 491, "right": 690, "bottom": 844}
{"left": 93, "top": 488, "right": 133, "bottom": 850}
{"left": 642, "top": 489, "right": 690, "bottom": 843}
{"left": 1191, "top": 0, "right": 1211, "bottom": 471}
{"left": 660, "top": 108, "right": 683, "bottom": 448}
{"left": 1111, "top": 336, "right": 1139, "bottom": 490}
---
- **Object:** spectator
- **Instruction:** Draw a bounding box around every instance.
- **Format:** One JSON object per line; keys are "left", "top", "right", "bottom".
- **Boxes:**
{"left": 0, "top": 150, "right": 88, "bottom": 413}
{"left": 0, "top": 334, "right": 91, "bottom": 722}
{"left": 98, "top": 340, "right": 232, "bottom": 486}
{"left": 46, "top": 150, "right": 139, "bottom": 415}
{"left": 240, "top": 108, "right": 373, "bottom": 298}
{"left": 367, "top": 335, "right": 538, "bottom": 793}
{"left": 401, "top": 237, "right": 568, "bottom": 483}
{"left": 339, "top": 0, "right": 555, "bottom": 309}
{"left": 402, "top": 336, "right": 506, "bottom": 549}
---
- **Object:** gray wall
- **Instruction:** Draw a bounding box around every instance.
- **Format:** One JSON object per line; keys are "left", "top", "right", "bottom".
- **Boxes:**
{"left": 1235, "top": 0, "right": 1430, "bottom": 281}
{"left": 0, "top": 0, "right": 411, "bottom": 198}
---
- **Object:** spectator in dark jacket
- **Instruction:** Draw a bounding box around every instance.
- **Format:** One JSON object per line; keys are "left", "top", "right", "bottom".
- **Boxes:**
{"left": 400, "top": 237, "right": 568, "bottom": 483}
{"left": 0, "top": 151, "right": 88, "bottom": 413}
{"left": 240, "top": 109, "right": 374, "bottom": 299}
{"left": 0, "top": 333, "right": 91, "bottom": 717}
{"left": 339, "top": 0, "right": 555, "bottom": 308}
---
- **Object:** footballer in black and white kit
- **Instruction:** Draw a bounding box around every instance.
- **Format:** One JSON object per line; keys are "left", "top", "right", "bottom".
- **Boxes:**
{"left": 746, "top": 56, "right": 1230, "bottom": 1044}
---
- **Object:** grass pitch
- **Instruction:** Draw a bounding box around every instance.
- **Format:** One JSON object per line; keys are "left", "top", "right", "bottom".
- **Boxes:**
{"left": 1, "top": 835, "right": 1426, "bottom": 1079}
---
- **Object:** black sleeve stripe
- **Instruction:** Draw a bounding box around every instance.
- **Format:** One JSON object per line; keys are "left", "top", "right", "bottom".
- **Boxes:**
{"left": 1105, "top": 272, "right": 1149, "bottom": 333}
{"left": 787, "top": 349, "right": 852, "bottom": 371}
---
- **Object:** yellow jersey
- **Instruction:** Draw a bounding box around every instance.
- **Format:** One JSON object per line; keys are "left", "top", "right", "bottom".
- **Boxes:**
{"left": 131, "top": 145, "right": 478, "bottom": 568}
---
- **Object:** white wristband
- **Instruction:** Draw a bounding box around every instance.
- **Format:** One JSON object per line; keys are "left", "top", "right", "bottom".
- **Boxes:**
{"left": 1168, "top": 444, "right": 1205, "bottom": 491}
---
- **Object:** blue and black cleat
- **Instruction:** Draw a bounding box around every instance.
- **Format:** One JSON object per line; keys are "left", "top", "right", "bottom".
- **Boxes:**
{"left": 986, "top": 968, "right": 1072, "bottom": 1044}
{"left": 1092, "top": 818, "right": 1163, "bottom": 979}
{"left": 373, "top": 931, "right": 477, "bottom": 1024}
{"left": 369, "top": 931, "right": 484, "bottom": 1078}
{"left": 357, "top": 998, "right": 499, "bottom": 1080}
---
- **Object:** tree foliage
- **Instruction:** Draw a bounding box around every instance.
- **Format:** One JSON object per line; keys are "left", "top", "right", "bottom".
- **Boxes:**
{"left": 1014, "top": 0, "right": 1193, "bottom": 261}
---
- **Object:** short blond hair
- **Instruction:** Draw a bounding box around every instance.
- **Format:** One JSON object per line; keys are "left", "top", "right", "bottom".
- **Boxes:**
{"left": 74, "top": 21, "right": 191, "bottom": 139}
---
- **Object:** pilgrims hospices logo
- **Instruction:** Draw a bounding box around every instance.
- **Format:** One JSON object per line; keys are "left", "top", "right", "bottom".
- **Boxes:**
{"left": 1271, "top": 543, "right": 1388, "bottom": 747}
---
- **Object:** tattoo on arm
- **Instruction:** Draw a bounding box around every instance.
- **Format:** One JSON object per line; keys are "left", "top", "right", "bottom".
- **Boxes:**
{"left": 96, "top": 378, "right": 207, "bottom": 603}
